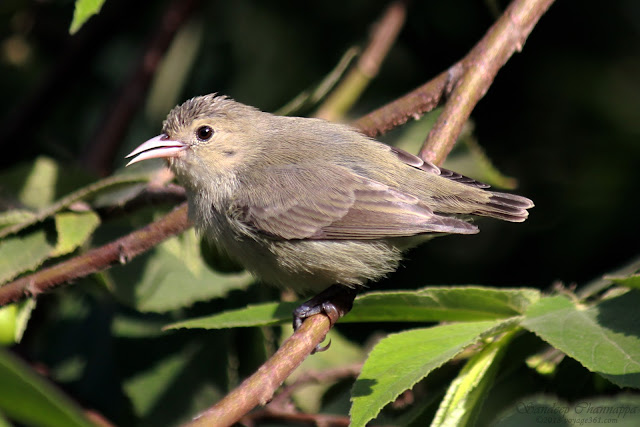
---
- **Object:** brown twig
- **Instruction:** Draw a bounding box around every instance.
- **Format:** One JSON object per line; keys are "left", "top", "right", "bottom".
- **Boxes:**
{"left": 352, "top": 67, "right": 461, "bottom": 138}
{"left": 82, "top": 0, "right": 199, "bottom": 177}
{"left": 268, "top": 363, "right": 362, "bottom": 410}
{"left": 418, "top": 0, "right": 556, "bottom": 165}
{"left": 0, "top": 204, "right": 189, "bottom": 305}
{"left": 184, "top": 315, "right": 332, "bottom": 427}
{"left": 314, "top": 0, "right": 407, "bottom": 121}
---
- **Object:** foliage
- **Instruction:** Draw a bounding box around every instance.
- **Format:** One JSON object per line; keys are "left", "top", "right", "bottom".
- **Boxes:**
{"left": 1, "top": 0, "right": 639, "bottom": 426}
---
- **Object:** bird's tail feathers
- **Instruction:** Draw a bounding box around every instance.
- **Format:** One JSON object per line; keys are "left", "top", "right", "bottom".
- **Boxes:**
{"left": 470, "top": 192, "right": 534, "bottom": 223}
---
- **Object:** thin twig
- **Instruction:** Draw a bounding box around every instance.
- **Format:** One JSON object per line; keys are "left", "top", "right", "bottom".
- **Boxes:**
{"left": 268, "top": 363, "right": 362, "bottom": 410}
{"left": 314, "top": 0, "right": 407, "bottom": 121}
{"left": 418, "top": 0, "right": 555, "bottom": 165}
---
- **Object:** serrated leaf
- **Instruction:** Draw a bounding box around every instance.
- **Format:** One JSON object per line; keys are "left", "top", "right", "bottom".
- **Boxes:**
{"left": 52, "top": 211, "right": 100, "bottom": 257}
{"left": 69, "top": 0, "right": 106, "bottom": 34}
{"left": 345, "top": 287, "right": 540, "bottom": 323}
{"left": 110, "top": 228, "right": 253, "bottom": 312}
{"left": 432, "top": 329, "right": 517, "bottom": 427}
{"left": 521, "top": 292, "right": 640, "bottom": 388}
{"left": 350, "top": 319, "right": 512, "bottom": 427}
{"left": 0, "top": 230, "right": 54, "bottom": 285}
{"left": 166, "top": 287, "right": 540, "bottom": 330}
{"left": 0, "top": 348, "right": 95, "bottom": 427}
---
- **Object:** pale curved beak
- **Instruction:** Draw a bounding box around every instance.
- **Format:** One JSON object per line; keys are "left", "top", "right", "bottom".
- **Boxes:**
{"left": 125, "top": 134, "right": 187, "bottom": 166}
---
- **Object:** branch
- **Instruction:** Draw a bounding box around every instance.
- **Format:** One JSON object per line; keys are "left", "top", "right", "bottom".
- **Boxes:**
{"left": 184, "top": 315, "right": 331, "bottom": 427}
{"left": 418, "top": 0, "right": 555, "bottom": 165}
{"left": 0, "top": 204, "right": 189, "bottom": 305}
{"left": 314, "top": 0, "right": 407, "bottom": 121}
{"left": 355, "top": 0, "right": 556, "bottom": 165}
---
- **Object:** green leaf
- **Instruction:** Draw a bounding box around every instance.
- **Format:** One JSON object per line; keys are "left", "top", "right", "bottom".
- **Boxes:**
{"left": 110, "top": 229, "right": 253, "bottom": 312}
{"left": 432, "top": 329, "right": 517, "bottom": 427}
{"left": 69, "top": 0, "right": 106, "bottom": 34}
{"left": 0, "top": 210, "right": 36, "bottom": 229}
{"left": 0, "top": 229, "right": 54, "bottom": 285}
{"left": 165, "top": 286, "right": 540, "bottom": 330}
{"left": 0, "top": 305, "right": 16, "bottom": 346}
{"left": 0, "top": 300, "right": 36, "bottom": 345}
{"left": 0, "top": 348, "right": 96, "bottom": 427}
{"left": 52, "top": 211, "right": 100, "bottom": 257}
{"left": 350, "top": 319, "right": 512, "bottom": 427}
{"left": 121, "top": 340, "right": 225, "bottom": 426}
{"left": 0, "top": 167, "right": 150, "bottom": 240}
{"left": 345, "top": 287, "right": 540, "bottom": 323}
{"left": 608, "top": 274, "right": 640, "bottom": 289}
{"left": 165, "top": 301, "right": 296, "bottom": 330}
{"left": 18, "top": 157, "right": 60, "bottom": 209}
{"left": 521, "top": 292, "right": 640, "bottom": 388}
{"left": 124, "top": 348, "right": 193, "bottom": 417}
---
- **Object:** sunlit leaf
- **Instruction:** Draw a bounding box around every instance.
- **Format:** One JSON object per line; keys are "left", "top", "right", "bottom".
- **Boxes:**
{"left": 0, "top": 230, "right": 54, "bottom": 285}
{"left": 166, "top": 287, "right": 540, "bottom": 330}
{"left": 52, "top": 211, "right": 100, "bottom": 257}
{"left": 432, "top": 330, "right": 517, "bottom": 427}
{"left": 521, "top": 292, "right": 640, "bottom": 388}
{"left": 350, "top": 319, "right": 513, "bottom": 426}
{"left": 69, "top": 0, "right": 106, "bottom": 34}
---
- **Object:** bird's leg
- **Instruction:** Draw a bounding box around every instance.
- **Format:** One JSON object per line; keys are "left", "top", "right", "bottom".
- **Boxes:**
{"left": 292, "top": 284, "right": 358, "bottom": 353}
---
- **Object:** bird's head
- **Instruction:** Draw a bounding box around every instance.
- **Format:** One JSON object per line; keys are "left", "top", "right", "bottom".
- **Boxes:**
{"left": 126, "top": 94, "right": 263, "bottom": 188}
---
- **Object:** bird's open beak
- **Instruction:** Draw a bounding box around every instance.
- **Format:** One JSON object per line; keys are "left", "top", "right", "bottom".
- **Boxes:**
{"left": 125, "top": 134, "right": 187, "bottom": 166}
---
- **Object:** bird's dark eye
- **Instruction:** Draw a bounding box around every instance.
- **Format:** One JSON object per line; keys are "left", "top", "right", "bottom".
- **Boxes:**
{"left": 196, "top": 125, "right": 214, "bottom": 142}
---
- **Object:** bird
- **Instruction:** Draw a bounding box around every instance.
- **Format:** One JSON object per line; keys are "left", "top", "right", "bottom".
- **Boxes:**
{"left": 126, "top": 94, "right": 533, "bottom": 335}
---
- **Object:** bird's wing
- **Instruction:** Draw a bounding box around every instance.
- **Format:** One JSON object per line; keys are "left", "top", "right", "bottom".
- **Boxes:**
{"left": 233, "top": 163, "right": 477, "bottom": 240}
{"left": 389, "top": 146, "right": 490, "bottom": 188}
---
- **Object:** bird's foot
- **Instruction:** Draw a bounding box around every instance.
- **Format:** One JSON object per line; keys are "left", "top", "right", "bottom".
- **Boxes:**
{"left": 292, "top": 284, "right": 358, "bottom": 353}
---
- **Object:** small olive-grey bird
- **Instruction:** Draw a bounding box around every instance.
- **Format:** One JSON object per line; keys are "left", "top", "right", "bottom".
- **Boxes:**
{"left": 126, "top": 94, "right": 533, "bottom": 332}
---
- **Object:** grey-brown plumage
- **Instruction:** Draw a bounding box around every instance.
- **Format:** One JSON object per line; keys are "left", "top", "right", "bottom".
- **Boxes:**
{"left": 127, "top": 94, "right": 533, "bottom": 296}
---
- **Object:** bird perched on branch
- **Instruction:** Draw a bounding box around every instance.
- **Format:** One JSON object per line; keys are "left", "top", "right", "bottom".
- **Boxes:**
{"left": 126, "top": 94, "right": 533, "bottom": 338}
